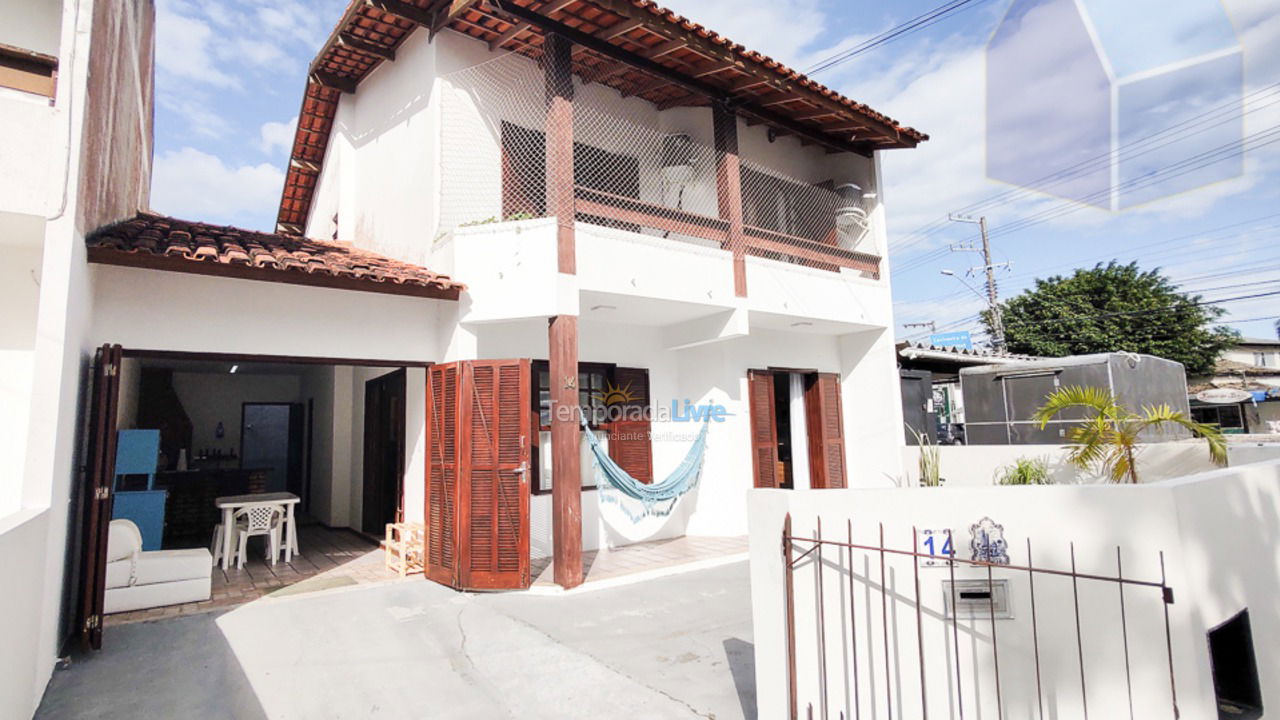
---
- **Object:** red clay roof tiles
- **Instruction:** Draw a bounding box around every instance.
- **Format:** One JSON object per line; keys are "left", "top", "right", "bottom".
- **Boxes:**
{"left": 87, "top": 213, "right": 462, "bottom": 300}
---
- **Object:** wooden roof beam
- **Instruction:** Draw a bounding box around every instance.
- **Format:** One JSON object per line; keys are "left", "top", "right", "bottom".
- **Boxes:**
{"left": 641, "top": 37, "right": 687, "bottom": 60}
{"left": 311, "top": 70, "right": 358, "bottom": 94}
{"left": 366, "top": 0, "right": 435, "bottom": 26}
{"left": 598, "top": 17, "right": 645, "bottom": 41}
{"left": 338, "top": 32, "right": 396, "bottom": 61}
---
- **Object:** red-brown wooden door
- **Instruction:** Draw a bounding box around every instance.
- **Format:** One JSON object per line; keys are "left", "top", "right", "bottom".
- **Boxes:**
{"left": 425, "top": 360, "right": 531, "bottom": 590}
{"left": 459, "top": 360, "right": 531, "bottom": 590}
{"left": 79, "top": 343, "right": 122, "bottom": 649}
{"left": 607, "top": 366, "right": 653, "bottom": 484}
{"left": 805, "top": 373, "right": 848, "bottom": 489}
{"left": 425, "top": 363, "right": 460, "bottom": 586}
{"left": 747, "top": 369, "right": 780, "bottom": 489}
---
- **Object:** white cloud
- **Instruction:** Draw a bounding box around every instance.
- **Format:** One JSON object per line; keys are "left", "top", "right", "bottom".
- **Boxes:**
{"left": 150, "top": 148, "right": 284, "bottom": 227}
{"left": 258, "top": 116, "right": 298, "bottom": 156}
{"left": 155, "top": 6, "right": 239, "bottom": 89}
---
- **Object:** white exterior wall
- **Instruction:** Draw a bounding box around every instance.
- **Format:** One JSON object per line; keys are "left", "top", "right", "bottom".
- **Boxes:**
{"left": 749, "top": 461, "right": 1280, "bottom": 720}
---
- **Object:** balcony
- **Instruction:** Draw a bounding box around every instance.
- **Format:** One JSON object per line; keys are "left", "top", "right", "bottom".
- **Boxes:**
{"left": 437, "top": 46, "right": 884, "bottom": 292}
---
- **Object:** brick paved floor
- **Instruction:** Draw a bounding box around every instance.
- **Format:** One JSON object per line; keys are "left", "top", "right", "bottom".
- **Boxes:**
{"left": 105, "top": 522, "right": 407, "bottom": 626}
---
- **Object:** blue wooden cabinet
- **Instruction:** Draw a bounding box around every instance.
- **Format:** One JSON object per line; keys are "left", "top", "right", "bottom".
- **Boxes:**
{"left": 112, "top": 430, "right": 166, "bottom": 550}
{"left": 112, "top": 491, "right": 167, "bottom": 550}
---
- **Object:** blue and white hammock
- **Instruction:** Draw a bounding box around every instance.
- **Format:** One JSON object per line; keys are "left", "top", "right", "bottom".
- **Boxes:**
{"left": 579, "top": 416, "right": 709, "bottom": 521}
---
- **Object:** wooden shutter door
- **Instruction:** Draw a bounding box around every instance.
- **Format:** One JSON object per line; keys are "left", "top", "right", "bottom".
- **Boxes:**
{"left": 608, "top": 367, "right": 652, "bottom": 484}
{"left": 805, "top": 373, "right": 848, "bottom": 489}
{"left": 747, "top": 369, "right": 780, "bottom": 489}
{"left": 459, "top": 360, "right": 531, "bottom": 590}
{"left": 425, "top": 362, "right": 461, "bottom": 586}
{"left": 79, "top": 343, "right": 122, "bottom": 649}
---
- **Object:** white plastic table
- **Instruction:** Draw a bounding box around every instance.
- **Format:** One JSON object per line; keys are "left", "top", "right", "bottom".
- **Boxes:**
{"left": 214, "top": 492, "right": 301, "bottom": 570}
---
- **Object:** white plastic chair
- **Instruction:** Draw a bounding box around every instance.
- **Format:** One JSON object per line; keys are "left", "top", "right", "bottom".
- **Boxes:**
{"left": 233, "top": 504, "right": 284, "bottom": 569}
{"left": 210, "top": 523, "right": 225, "bottom": 566}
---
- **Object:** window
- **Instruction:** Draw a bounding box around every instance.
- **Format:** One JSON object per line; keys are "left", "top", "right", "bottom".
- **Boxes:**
{"left": 741, "top": 168, "right": 837, "bottom": 244}
{"left": 1253, "top": 352, "right": 1270, "bottom": 368}
{"left": 0, "top": 44, "right": 58, "bottom": 98}
{"left": 530, "top": 361, "right": 651, "bottom": 494}
{"left": 499, "top": 121, "right": 640, "bottom": 230}
{"left": 1191, "top": 404, "right": 1245, "bottom": 430}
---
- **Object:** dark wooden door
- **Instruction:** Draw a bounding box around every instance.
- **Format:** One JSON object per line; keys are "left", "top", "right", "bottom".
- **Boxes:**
{"left": 363, "top": 369, "right": 406, "bottom": 533}
{"left": 748, "top": 369, "right": 780, "bottom": 489}
{"left": 805, "top": 373, "right": 847, "bottom": 489}
{"left": 459, "top": 360, "right": 531, "bottom": 590}
{"left": 79, "top": 343, "right": 122, "bottom": 649}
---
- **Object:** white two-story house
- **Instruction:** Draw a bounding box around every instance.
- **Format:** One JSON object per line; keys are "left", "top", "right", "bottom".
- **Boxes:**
{"left": 5, "top": 3, "right": 925, "bottom": 701}
{"left": 272, "top": 0, "right": 926, "bottom": 590}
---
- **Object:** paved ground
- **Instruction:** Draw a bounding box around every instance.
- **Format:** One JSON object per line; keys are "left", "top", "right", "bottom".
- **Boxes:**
{"left": 37, "top": 561, "right": 756, "bottom": 719}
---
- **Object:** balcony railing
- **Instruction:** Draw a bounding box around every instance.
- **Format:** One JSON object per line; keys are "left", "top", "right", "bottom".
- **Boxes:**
{"left": 574, "top": 186, "right": 881, "bottom": 278}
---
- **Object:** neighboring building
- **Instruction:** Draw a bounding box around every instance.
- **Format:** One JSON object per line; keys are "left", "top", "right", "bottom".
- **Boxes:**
{"left": 960, "top": 353, "right": 1192, "bottom": 444}
{"left": 0, "top": 0, "right": 154, "bottom": 716}
{"left": 2, "top": 0, "right": 927, "bottom": 711}
{"left": 896, "top": 341, "right": 1038, "bottom": 444}
{"left": 1189, "top": 337, "right": 1280, "bottom": 434}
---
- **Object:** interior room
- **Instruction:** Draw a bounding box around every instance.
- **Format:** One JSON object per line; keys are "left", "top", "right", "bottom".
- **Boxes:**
{"left": 104, "top": 353, "right": 425, "bottom": 623}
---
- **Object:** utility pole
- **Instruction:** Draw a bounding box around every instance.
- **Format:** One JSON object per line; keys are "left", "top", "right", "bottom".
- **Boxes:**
{"left": 947, "top": 214, "right": 1008, "bottom": 351}
{"left": 903, "top": 321, "right": 937, "bottom": 334}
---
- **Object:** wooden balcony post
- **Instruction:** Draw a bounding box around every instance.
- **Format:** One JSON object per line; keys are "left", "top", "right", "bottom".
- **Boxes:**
{"left": 545, "top": 32, "right": 582, "bottom": 589}
{"left": 548, "top": 314, "right": 582, "bottom": 589}
{"left": 714, "top": 102, "right": 747, "bottom": 297}
{"left": 544, "top": 32, "right": 575, "bottom": 274}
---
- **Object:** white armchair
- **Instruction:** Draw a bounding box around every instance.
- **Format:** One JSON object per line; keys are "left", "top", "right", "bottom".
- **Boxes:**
{"left": 104, "top": 519, "right": 213, "bottom": 614}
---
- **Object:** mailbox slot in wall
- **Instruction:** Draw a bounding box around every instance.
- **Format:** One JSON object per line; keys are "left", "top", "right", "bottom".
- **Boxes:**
{"left": 943, "top": 579, "right": 1013, "bottom": 619}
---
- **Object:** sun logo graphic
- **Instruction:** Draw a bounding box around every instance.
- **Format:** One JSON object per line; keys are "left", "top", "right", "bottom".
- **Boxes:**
{"left": 594, "top": 381, "right": 638, "bottom": 407}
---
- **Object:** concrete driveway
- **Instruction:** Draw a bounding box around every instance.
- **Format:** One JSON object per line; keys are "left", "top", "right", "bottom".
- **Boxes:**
{"left": 36, "top": 561, "right": 755, "bottom": 719}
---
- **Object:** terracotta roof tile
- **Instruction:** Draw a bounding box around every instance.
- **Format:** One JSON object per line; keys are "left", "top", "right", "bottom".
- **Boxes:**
{"left": 276, "top": 0, "right": 927, "bottom": 234}
{"left": 87, "top": 213, "right": 462, "bottom": 300}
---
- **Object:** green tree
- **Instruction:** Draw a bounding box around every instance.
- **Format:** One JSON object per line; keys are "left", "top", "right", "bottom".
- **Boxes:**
{"left": 985, "top": 262, "right": 1238, "bottom": 374}
{"left": 1033, "top": 386, "right": 1226, "bottom": 484}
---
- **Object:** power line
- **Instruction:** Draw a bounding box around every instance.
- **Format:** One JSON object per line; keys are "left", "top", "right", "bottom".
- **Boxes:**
{"left": 890, "top": 81, "right": 1280, "bottom": 256}
{"left": 804, "top": 0, "right": 993, "bottom": 77}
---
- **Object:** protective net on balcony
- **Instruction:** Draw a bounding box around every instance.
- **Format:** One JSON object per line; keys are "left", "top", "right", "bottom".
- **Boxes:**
{"left": 439, "top": 51, "right": 880, "bottom": 276}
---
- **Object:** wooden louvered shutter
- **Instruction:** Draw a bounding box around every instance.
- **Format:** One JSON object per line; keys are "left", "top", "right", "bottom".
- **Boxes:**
{"left": 458, "top": 360, "right": 531, "bottom": 590}
{"left": 747, "top": 369, "right": 780, "bottom": 489}
{"left": 79, "top": 343, "right": 122, "bottom": 649}
{"left": 425, "top": 363, "right": 461, "bottom": 586}
{"left": 805, "top": 373, "right": 847, "bottom": 489}
{"left": 608, "top": 367, "right": 652, "bottom": 484}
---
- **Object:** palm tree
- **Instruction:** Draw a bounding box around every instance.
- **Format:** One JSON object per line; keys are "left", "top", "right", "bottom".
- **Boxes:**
{"left": 1032, "top": 386, "right": 1227, "bottom": 484}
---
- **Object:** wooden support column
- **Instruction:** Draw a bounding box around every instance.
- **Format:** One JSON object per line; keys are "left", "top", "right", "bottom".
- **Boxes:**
{"left": 545, "top": 32, "right": 576, "bottom": 274}
{"left": 548, "top": 314, "right": 582, "bottom": 588}
{"left": 546, "top": 32, "right": 582, "bottom": 589}
{"left": 714, "top": 102, "right": 747, "bottom": 297}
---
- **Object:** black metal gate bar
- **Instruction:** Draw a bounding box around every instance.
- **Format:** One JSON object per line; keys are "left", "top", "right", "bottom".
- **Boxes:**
{"left": 1026, "top": 539, "right": 1045, "bottom": 720}
{"left": 947, "top": 529, "right": 965, "bottom": 720}
{"left": 878, "top": 523, "right": 892, "bottom": 718}
{"left": 1117, "top": 547, "right": 1135, "bottom": 720}
{"left": 986, "top": 561, "right": 1004, "bottom": 720}
{"left": 816, "top": 518, "right": 829, "bottom": 720}
{"left": 1160, "top": 552, "right": 1181, "bottom": 719}
{"left": 912, "top": 528, "right": 928, "bottom": 719}
{"left": 845, "top": 520, "right": 861, "bottom": 720}
{"left": 1070, "top": 543, "right": 1089, "bottom": 720}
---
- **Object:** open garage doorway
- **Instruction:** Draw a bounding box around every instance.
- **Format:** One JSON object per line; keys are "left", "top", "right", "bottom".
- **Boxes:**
{"left": 73, "top": 346, "right": 428, "bottom": 647}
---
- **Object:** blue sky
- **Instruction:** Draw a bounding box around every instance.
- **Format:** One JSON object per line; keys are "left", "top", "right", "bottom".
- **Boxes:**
{"left": 151, "top": 0, "right": 1280, "bottom": 342}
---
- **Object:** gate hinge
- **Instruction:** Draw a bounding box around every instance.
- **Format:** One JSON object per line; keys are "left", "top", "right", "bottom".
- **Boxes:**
{"left": 95, "top": 486, "right": 111, "bottom": 501}
{"left": 83, "top": 614, "right": 100, "bottom": 632}
{"left": 105, "top": 363, "right": 118, "bottom": 377}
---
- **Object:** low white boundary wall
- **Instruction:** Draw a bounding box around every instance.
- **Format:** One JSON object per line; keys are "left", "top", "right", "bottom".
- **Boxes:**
{"left": 748, "top": 460, "right": 1280, "bottom": 719}
{"left": 902, "top": 441, "right": 1280, "bottom": 486}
